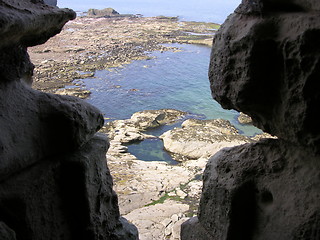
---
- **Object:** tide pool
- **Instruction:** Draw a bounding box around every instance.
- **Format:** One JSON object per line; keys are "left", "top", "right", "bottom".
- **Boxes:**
{"left": 126, "top": 138, "right": 179, "bottom": 164}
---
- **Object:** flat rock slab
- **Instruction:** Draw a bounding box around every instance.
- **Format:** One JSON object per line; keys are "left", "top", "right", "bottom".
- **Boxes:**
{"left": 160, "top": 118, "right": 252, "bottom": 159}
{"left": 124, "top": 200, "right": 189, "bottom": 240}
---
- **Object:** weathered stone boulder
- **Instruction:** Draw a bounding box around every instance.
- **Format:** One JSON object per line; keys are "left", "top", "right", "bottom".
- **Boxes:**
{"left": 130, "top": 109, "right": 187, "bottom": 129}
{"left": 182, "top": 0, "right": 320, "bottom": 239}
{"left": 0, "top": 1, "right": 138, "bottom": 239}
{"left": 0, "top": 0, "right": 75, "bottom": 50}
{"left": 104, "top": 109, "right": 187, "bottom": 144}
{"left": 209, "top": 0, "right": 320, "bottom": 153}
{"left": 0, "top": 135, "right": 138, "bottom": 240}
{"left": 160, "top": 119, "right": 252, "bottom": 159}
{"left": 183, "top": 139, "right": 320, "bottom": 239}
{"left": 0, "top": 83, "right": 104, "bottom": 180}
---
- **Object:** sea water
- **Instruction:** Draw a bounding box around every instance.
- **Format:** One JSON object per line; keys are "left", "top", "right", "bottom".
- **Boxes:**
{"left": 81, "top": 44, "right": 262, "bottom": 162}
{"left": 58, "top": 0, "right": 261, "bottom": 162}
{"left": 83, "top": 44, "right": 261, "bottom": 136}
{"left": 57, "top": 0, "right": 241, "bottom": 23}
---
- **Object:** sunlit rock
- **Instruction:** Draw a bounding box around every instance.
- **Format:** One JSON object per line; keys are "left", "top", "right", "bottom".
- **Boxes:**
{"left": 160, "top": 119, "right": 252, "bottom": 159}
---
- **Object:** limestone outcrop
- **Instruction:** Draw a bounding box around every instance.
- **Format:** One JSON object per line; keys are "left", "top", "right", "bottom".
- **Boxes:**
{"left": 160, "top": 119, "right": 252, "bottom": 159}
{"left": 182, "top": 0, "right": 320, "bottom": 239}
{"left": 104, "top": 109, "right": 187, "bottom": 144}
{"left": 0, "top": 1, "right": 138, "bottom": 239}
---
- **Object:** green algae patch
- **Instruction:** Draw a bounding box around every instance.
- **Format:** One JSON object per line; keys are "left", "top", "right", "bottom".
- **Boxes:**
{"left": 145, "top": 193, "right": 182, "bottom": 207}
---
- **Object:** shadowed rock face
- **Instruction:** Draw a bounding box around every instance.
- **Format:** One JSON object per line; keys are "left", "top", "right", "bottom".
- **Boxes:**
{"left": 209, "top": 0, "right": 320, "bottom": 152}
{"left": 183, "top": 139, "right": 320, "bottom": 239}
{"left": 0, "top": 1, "right": 138, "bottom": 239}
{"left": 182, "top": 0, "right": 320, "bottom": 239}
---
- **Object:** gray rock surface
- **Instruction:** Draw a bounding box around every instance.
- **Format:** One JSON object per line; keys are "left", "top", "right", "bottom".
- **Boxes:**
{"left": 0, "top": 1, "right": 138, "bottom": 239}
{"left": 209, "top": 0, "right": 320, "bottom": 152}
{"left": 124, "top": 200, "right": 189, "bottom": 240}
{"left": 182, "top": 139, "right": 320, "bottom": 239}
{"left": 160, "top": 119, "right": 252, "bottom": 159}
{"left": 105, "top": 110, "right": 260, "bottom": 240}
{"left": 0, "top": 135, "right": 138, "bottom": 240}
{"left": 182, "top": 0, "right": 320, "bottom": 239}
{"left": 0, "top": 0, "right": 75, "bottom": 49}
{"left": 104, "top": 109, "right": 186, "bottom": 144}
{"left": 0, "top": 82, "right": 104, "bottom": 180}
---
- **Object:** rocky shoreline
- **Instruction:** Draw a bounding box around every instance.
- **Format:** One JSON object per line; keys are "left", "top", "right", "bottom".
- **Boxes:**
{"left": 28, "top": 14, "right": 218, "bottom": 98}
{"left": 28, "top": 11, "right": 274, "bottom": 240}
{"left": 102, "top": 109, "right": 274, "bottom": 240}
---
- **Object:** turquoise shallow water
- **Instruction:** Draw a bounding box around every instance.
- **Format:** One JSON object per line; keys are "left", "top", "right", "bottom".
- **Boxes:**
{"left": 83, "top": 43, "right": 261, "bottom": 136}
{"left": 81, "top": 44, "right": 261, "bottom": 163}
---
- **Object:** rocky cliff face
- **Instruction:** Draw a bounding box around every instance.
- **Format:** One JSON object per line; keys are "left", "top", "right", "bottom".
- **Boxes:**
{"left": 182, "top": 0, "right": 320, "bottom": 239}
{"left": 0, "top": 1, "right": 137, "bottom": 239}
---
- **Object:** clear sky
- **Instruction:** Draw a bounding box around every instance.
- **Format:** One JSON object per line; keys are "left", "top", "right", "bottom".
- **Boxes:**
{"left": 57, "top": 0, "right": 241, "bottom": 23}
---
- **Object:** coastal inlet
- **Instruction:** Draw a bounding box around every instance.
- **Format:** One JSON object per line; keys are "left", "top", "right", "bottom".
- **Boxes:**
{"left": 28, "top": 11, "right": 268, "bottom": 240}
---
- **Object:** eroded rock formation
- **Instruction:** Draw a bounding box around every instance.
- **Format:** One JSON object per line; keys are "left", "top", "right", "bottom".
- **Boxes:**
{"left": 0, "top": 1, "right": 138, "bottom": 239}
{"left": 160, "top": 119, "right": 252, "bottom": 159}
{"left": 182, "top": 0, "right": 320, "bottom": 239}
